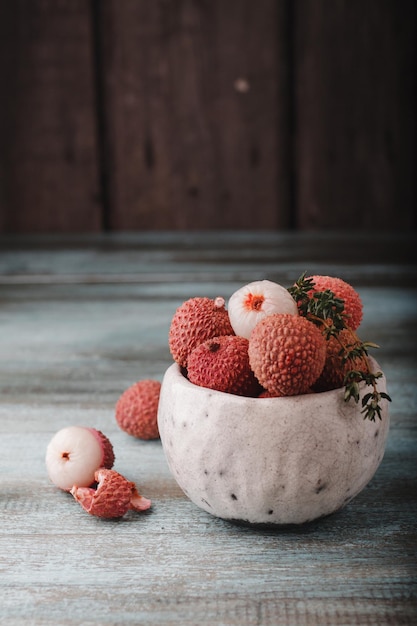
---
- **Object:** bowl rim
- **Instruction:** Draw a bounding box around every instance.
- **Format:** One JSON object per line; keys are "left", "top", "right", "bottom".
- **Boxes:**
{"left": 165, "top": 355, "right": 383, "bottom": 405}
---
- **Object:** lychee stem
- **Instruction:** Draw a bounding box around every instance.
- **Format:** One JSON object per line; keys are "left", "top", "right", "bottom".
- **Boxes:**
{"left": 214, "top": 297, "right": 225, "bottom": 309}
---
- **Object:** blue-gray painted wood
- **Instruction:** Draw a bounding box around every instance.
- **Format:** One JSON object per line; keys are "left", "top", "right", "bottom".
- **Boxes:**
{"left": 0, "top": 232, "right": 416, "bottom": 625}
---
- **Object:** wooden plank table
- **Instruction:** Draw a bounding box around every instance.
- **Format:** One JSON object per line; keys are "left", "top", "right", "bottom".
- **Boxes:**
{"left": 0, "top": 232, "right": 416, "bottom": 625}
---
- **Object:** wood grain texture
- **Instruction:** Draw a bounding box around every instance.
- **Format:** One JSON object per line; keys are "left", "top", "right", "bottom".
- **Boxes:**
{"left": 97, "top": 0, "right": 287, "bottom": 230}
{"left": 0, "top": 232, "right": 416, "bottom": 625}
{"left": 0, "top": 0, "right": 101, "bottom": 233}
{"left": 1, "top": 2, "right": 416, "bottom": 233}
{"left": 295, "top": 0, "right": 416, "bottom": 230}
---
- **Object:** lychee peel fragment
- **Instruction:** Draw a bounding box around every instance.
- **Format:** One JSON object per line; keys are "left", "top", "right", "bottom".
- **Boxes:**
{"left": 130, "top": 485, "right": 153, "bottom": 511}
{"left": 70, "top": 469, "right": 151, "bottom": 518}
{"left": 87, "top": 428, "right": 115, "bottom": 469}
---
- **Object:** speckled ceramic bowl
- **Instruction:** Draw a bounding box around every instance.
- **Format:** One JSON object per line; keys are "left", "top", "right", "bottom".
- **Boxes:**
{"left": 157, "top": 357, "right": 390, "bottom": 525}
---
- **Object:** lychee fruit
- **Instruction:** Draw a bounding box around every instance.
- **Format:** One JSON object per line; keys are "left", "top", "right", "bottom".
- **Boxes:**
{"left": 187, "top": 335, "right": 261, "bottom": 397}
{"left": 169, "top": 296, "right": 234, "bottom": 368}
{"left": 228, "top": 279, "right": 298, "bottom": 339}
{"left": 115, "top": 379, "right": 161, "bottom": 439}
{"left": 70, "top": 468, "right": 151, "bottom": 518}
{"left": 45, "top": 426, "right": 115, "bottom": 491}
{"left": 313, "top": 329, "right": 366, "bottom": 392}
{"left": 306, "top": 275, "right": 363, "bottom": 331}
{"left": 248, "top": 314, "right": 327, "bottom": 396}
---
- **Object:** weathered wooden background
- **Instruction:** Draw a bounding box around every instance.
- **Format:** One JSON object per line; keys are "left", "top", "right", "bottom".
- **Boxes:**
{"left": 0, "top": 0, "right": 415, "bottom": 233}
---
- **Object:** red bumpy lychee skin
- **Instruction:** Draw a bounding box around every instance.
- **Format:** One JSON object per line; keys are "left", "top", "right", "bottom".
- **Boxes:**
{"left": 248, "top": 313, "right": 327, "bottom": 396}
{"left": 187, "top": 335, "right": 261, "bottom": 397}
{"left": 169, "top": 297, "right": 234, "bottom": 369}
{"left": 306, "top": 275, "right": 363, "bottom": 331}
{"left": 70, "top": 468, "right": 152, "bottom": 518}
{"left": 313, "top": 328, "right": 366, "bottom": 392}
{"left": 87, "top": 428, "right": 115, "bottom": 469}
{"left": 115, "top": 379, "right": 161, "bottom": 440}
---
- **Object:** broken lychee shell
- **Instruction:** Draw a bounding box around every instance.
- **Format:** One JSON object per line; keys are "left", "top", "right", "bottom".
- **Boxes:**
{"left": 70, "top": 468, "right": 152, "bottom": 518}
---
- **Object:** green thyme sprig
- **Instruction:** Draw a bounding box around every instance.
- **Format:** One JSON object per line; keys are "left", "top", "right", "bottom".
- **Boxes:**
{"left": 288, "top": 273, "right": 391, "bottom": 421}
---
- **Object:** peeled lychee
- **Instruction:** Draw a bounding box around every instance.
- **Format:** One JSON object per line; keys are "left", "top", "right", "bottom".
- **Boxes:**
{"left": 306, "top": 275, "right": 363, "bottom": 331}
{"left": 71, "top": 468, "right": 151, "bottom": 518}
{"left": 115, "top": 379, "right": 161, "bottom": 440}
{"left": 228, "top": 279, "right": 298, "bottom": 339}
{"left": 313, "top": 329, "right": 366, "bottom": 392}
{"left": 45, "top": 426, "right": 115, "bottom": 491}
{"left": 169, "top": 296, "right": 234, "bottom": 368}
{"left": 248, "top": 313, "right": 327, "bottom": 396}
{"left": 187, "top": 335, "right": 261, "bottom": 396}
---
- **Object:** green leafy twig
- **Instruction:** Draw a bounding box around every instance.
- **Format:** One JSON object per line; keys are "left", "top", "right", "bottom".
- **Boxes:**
{"left": 288, "top": 273, "right": 391, "bottom": 421}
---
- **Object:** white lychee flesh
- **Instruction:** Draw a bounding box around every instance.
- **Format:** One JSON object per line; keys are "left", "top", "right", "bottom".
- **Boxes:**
{"left": 45, "top": 426, "right": 109, "bottom": 491}
{"left": 228, "top": 280, "right": 298, "bottom": 339}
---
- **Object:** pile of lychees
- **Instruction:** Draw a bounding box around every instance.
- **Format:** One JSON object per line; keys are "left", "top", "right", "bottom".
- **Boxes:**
{"left": 168, "top": 275, "right": 390, "bottom": 421}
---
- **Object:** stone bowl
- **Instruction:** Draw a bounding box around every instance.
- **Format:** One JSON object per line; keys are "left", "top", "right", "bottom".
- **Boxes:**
{"left": 157, "top": 357, "right": 390, "bottom": 526}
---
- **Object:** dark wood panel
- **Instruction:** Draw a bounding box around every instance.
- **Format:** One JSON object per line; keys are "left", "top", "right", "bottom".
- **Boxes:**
{"left": 295, "top": 0, "right": 416, "bottom": 230}
{"left": 0, "top": 1, "right": 415, "bottom": 234}
{"left": 0, "top": 0, "right": 102, "bottom": 233}
{"left": 98, "top": 0, "right": 289, "bottom": 230}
